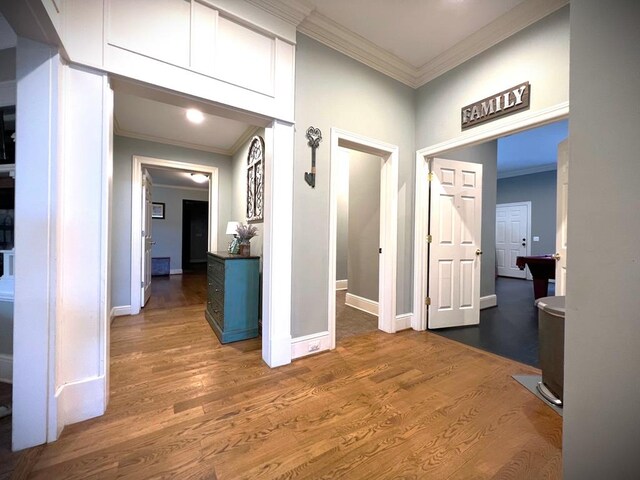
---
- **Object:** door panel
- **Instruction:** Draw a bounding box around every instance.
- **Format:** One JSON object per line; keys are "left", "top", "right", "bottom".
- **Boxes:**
{"left": 428, "top": 158, "right": 483, "bottom": 329}
{"left": 555, "top": 139, "right": 569, "bottom": 295}
{"left": 495, "top": 203, "right": 529, "bottom": 278}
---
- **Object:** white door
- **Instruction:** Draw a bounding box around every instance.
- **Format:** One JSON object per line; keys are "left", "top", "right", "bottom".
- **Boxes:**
{"left": 142, "top": 169, "right": 153, "bottom": 306}
{"left": 555, "top": 139, "right": 569, "bottom": 295}
{"left": 428, "top": 158, "right": 483, "bottom": 329}
{"left": 495, "top": 202, "right": 530, "bottom": 278}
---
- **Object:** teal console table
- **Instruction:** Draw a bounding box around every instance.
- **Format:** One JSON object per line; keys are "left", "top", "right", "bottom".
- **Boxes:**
{"left": 205, "top": 252, "right": 260, "bottom": 343}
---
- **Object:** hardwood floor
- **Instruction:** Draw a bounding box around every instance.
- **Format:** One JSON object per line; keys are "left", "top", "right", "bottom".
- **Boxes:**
{"left": 2, "top": 276, "right": 561, "bottom": 479}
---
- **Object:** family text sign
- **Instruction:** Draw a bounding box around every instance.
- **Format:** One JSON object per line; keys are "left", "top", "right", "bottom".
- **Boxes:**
{"left": 461, "top": 82, "right": 530, "bottom": 130}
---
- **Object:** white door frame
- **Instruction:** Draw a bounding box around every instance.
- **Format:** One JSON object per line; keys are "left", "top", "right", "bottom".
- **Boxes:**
{"left": 130, "top": 155, "right": 219, "bottom": 314}
{"left": 496, "top": 201, "right": 532, "bottom": 280}
{"left": 329, "top": 128, "right": 398, "bottom": 348}
{"left": 413, "top": 102, "right": 569, "bottom": 331}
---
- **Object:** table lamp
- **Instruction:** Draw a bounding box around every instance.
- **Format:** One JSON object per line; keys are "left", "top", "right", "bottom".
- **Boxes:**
{"left": 226, "top": 221, "right": 240, "bottom": 253}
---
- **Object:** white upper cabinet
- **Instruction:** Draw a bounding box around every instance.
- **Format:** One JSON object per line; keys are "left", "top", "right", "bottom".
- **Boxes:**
{"left": 43, "top": 0, "right": 295, "bottom": 122}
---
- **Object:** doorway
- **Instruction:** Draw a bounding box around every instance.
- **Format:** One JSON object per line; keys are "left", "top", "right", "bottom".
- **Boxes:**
{"left": 496, "top": 201, "right": 532, "bottom": 279}
{"left": 414, "top": 114, "right": 569, "bottom": 365}
{"left": 182, "top": 200, "right": 209, "bottom": 273}
{"left": 327, "top": 128, "right": 398, "bottom": 351}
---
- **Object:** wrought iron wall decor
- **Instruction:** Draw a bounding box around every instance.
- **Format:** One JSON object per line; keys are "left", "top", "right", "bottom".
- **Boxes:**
{"left": 246, "top": 135, "right": 265, "bottom": 223}
{"left": 304, "top": 126, "right": 322, "bottom": 188}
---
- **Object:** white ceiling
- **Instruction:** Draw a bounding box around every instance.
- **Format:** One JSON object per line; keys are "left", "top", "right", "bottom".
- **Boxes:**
{"left": 497, "top": 119, "right": 569, "bottom": 178}
{"left": 114, "top": 92, "right": 255, "bottom": 156}
{"left": 304, "top": 0, "right": 525, "bottom": 68}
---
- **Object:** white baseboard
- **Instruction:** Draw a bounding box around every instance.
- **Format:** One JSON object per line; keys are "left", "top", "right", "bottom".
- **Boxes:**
{"left": 110, "top": 305, "right": 132, "bottom": 318}
{"left": 56, "top": 375, "right": 106, "bottom": 427}
{"left": 480, "top": 294, "right": 498, "bottom": 310}
{"left": 291, "top": 331, "right": 330, "bottom": 360}
{"left": 336, "top": 279, "right": 348, "bottom": 290}
{"left": 395, "top": 313, "right": 413, "bottom": 331}
{"left": 170, "top": 269, "right": 183, "bottom": 275}
{"left": 345, "top": 292, "right": 379, "bottom": 316}
{"left": 0, "top": 353, "right": 12, "bottom": 383}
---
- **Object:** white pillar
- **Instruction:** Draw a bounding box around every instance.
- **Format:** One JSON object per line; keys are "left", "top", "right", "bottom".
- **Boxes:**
{"left": 262, "top": 120, "right": 294, "bottom": 367}
{"left": 13, "top": 37, "right": 59, "bottom": 451}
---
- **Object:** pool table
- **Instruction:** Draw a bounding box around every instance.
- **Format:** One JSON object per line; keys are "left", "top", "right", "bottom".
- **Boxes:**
{"left": 516, "top": 255, "right": 556, "bottom": 300}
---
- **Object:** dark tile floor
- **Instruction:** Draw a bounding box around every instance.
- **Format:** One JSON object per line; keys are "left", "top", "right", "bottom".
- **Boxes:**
{"left": 335, "top": 290, "right": 379, "bottom": 342}
{"left": 434, "top": 277, "right": 555, "bottom": 367}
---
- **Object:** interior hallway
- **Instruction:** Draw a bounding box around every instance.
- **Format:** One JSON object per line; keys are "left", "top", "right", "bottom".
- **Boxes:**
{"left": 335, "top": 290, "right": 378, "bottom": 342}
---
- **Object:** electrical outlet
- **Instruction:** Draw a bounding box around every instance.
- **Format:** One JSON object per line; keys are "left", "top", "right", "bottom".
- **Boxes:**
{"left": 308, "top": 341, "right": 320, "bottom": 352}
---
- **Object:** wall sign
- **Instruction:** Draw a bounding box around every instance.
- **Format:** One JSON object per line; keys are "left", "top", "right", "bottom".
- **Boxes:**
{"left": 461, "top": 81, "right": 530, "bottom": 130}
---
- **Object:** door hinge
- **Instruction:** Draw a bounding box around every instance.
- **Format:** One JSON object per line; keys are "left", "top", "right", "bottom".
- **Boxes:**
{"left": 426, "top": 234, "right": 432, "bottom": 243}
{"left": 141, "top": 281, "right": 144, "bottom": 288}
{"left": 425, "top": 296, "right": 431, "bottom": 306}
{"left": 142, "top": 229, "right": 145, "bottom": 236}
{"left": 427, "top": 172, "right": 434, "bottom": 182}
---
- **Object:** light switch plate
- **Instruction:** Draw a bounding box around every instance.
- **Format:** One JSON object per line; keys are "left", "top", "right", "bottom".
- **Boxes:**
{"left": 533, "top": 236, "right": 540, "bottom": 242}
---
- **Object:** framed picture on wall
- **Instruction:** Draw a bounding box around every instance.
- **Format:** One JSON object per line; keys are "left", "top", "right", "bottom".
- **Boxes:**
{"left": 152, "top": 202, "right": 165, "bottom": 219}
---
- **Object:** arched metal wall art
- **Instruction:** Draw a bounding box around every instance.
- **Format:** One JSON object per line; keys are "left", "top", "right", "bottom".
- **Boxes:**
{"left": 304, "top": 126, "right": 322, "bottom": 188}
{"left": 246, "top": 135, "right": 264, "bottom": 223}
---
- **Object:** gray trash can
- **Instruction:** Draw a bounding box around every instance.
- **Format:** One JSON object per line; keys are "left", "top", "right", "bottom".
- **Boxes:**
{"left": 535, "top": 295, "right": 566, "bottom": 407}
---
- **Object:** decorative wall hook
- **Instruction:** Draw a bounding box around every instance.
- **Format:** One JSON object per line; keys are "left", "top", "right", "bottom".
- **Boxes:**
{"left": 304, "top": 126, "right": 322, "bottom": 188}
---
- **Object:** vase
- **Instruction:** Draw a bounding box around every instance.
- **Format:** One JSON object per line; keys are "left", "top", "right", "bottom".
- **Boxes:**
{"left": 239, "top": 242, "right": 251, "bottom": 257}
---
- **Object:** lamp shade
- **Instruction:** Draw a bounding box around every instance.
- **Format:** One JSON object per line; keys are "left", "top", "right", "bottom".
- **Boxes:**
{"left": 226, "top": 221, "right": 240, "bottom": 235}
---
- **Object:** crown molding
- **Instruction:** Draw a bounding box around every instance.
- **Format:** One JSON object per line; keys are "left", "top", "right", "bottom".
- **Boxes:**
{"left": 230, "top": 125, "right": 261, "bottom": 156}
{"left": 245, "top": 0, "right": 313, "bottom": 26}
{"left": 251, "top": 0, "right": 568, "bottom": 89}
{"left": 416, "top": 0, "right": 569, "bottom": 87}
{"left": 298, "top": 11, "right": 417, "bottom": 88}
{"left": 498, "top": 163, "right": 557, "bottom": 179}
{"left": 153, "top": 183, "right": 208, "bottom": 192}
{"left": 114, "top": 126, "right": 234, "bottom": 157}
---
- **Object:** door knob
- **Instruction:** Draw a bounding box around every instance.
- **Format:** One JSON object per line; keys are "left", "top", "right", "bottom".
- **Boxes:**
{"left": 475, "top": 249, "right": 483, "bottom": 256}
{"left": 553, "top": 253, "right": 561, "bottom": 260}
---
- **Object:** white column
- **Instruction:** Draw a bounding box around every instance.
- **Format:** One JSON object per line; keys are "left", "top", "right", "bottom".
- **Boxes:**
{"left": 54, "top": 65, "right": 111, "bottom": 429}
{"left": 13, "top": 37, "right": 59, "bottom": 451}
{"left": 262, "top": 120, "right": 294, "bottom": 367}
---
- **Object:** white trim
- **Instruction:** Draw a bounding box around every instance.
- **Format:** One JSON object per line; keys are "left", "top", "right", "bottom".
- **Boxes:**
{"left": 413, "top": 102, "right": 569, "bottom": 332}
{"left": 498, "top": 163, "right": 557, "bottom": 179}
{"left": 153, "top": 183, "right": 208, "bottom": 192}
{"left": 480, "top": 295, "right": 498, "bottom": 310}
{"left": 291, "top": 331, "right": 331, "bottom": 360}
{"left": 0, "top": 80, "right": 16, "bottom": 107}
{"left": 114, "top": 127, "right": 234, "bottom": 157}
{"left": 336, "top": 279, "right": 348, "bottom": 290}
{"left": 395, "top": 313, "right": 413, "bottom": 331}
{"left": 345, "top": 292, "right": 379, "bottom": 317}
{"left": 496, "top": 201, "right": 533, "bottom": 280}
{"left": 110, "top": 305, "right": 131, "bottom": 317}
{"left": 0, "top": 292, "right": 14, "bottom": 302}
{"left": 329, "top": 128, "right": 398, "bottom": 350}
{"left": 130, "top": 155, "right": 219, "bottom": 315}
{"left": 55, "top": 375, "right": 106, "bottom": 427}
{"left": 169, "top": 269, "right": 183, "bottom": 275}
{"left": 0, "top": 354, "right": 12, "bottom": 383}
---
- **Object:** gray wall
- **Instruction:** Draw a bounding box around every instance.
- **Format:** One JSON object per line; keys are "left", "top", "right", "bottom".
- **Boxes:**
{"left": 564, "top": 1, "right": 640, "bottom": 476}
{"left": 416, "top": 6, "right": 569, "bottom": 148}
{"left": 292, "top": 33, "right": 415, "bottom": 337}
{"left": 347, "top": 151, "right": 381, "bottom": 302}
{"left": 111, "top": 135, "right": 232, "bottom": 307}
{"left": 446, "top": 141, "right": 498, "bottom": 298}
{"left": 336, "top": 151, "right": 348, "bottom": 281}
{"left": 0, "top": 301, "right": 12, "bottom": 355}
{"left": 497, "top": 170, "right": 557, "bottom": 256}
{"left": 150, "top": 186, "right": 208, "bottom": 272}
{"left": 0, "top": 47, "right": 15, "bottom": 82}
{"left": 230, "top": 128, "right": 265, "bottom": 261}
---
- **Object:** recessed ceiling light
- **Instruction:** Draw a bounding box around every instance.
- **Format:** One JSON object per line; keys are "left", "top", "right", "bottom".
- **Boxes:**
{"left": 191, "top": 173, "right": 209, "bottom": 184}
{"left": 186, "top": 108, "right": 204, "bottom": 124}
